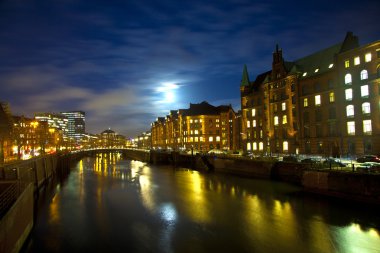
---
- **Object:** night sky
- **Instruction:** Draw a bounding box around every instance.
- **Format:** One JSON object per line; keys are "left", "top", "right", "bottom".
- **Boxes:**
{"left": 0, "top": 0, "right": 379, "bottom": 137}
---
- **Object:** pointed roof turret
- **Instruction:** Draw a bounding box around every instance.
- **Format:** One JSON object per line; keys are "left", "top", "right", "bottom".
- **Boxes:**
{"left": 240, "top": 64, "right": 250, "bottom": 86}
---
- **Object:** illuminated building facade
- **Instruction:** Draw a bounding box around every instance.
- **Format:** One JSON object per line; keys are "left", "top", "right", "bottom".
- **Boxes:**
{"left": 151, "top": 101, "right": 238, "bottom": 152}
{"left": 12, "top": 116, "right": 58, "bottom": 158}
{"left": 0, "top": 102, "right": 13, "bottom": 163}
{"left": 34, "top": 112, "right": 68, "bottom": 138}
{"left": 136, "top": 132, "right": 152, "bottom": 149}
{"left": 241, "top": 32, "right": 380, "bottom": 157}
{"left": 61, "top": 111, "right": 85, "bottom": 142}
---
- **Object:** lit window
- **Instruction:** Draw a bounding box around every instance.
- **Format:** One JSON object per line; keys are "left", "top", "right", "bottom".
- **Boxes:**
{"left": 315, "top": 68, "right": 319, "bottom": 73}
{"left": 253, "top": 142, "right": 257, "bottom": 150}
{"left": 315, "top": 95, "right": 321, "bottom": 106}
{"left": 363, "top": 120, "right": 372, "bottom": 135}
{"left": 365, "top": 53, "right": 372, "bottom": 62}
{"left": 345, "top": 89, "right": 353, "bottom": 101}
{"left": 303, "top": 72, "right": 307, "bottom": 77}
{"left": 283, "top": 141, "right": 288, "bottom": 151}
{"left": 361, "top": 85, "right": 369, "bottom": 97}
{"left": 216, "top": 136, "right": 220, "bottom": 142}
{"left": 360, "top": 70, "right": 368, "bottom": 80}
{"left": 253, "top": 120, "right": 256, "bottom": 127}
{"left": 345, "top": 73, "right": 352, "bottom": 84}
{"left": 200, "top": 119, "right": 203, "bottom": 123}
{"left": 252, "top": 108, "right": 256, "bottom": 117}
{"left": 282, "top": 115, "right": 287, "bottom": 124}
{"left": 347, "top": 121, "right": 355, "bottom": 135}
{"left": 329, "top": 63, "right": 334, "bottom": 68}
{"left": 281, "top": 102, "right": 286, "bottom": 111}
{"left": 190, "top": 137, "right": 193, "bottom": 142}
{"left": 345, "top": 60, "right": 350, "bottom": 68}
{"left": 216, "top": 119, "right": 219, "bottom": 122}
{"left": 200, "top": 137, "right": 204, "bottom": 142}
{"left": 209, "top": 136, "right": 213, "bottom": 142}
{"left": 259, "top": 142, "right": 264, "bottom": 151}
{"left": 195, "top": 119, "right": 198, "bottom": 123}
{"left": 354, "top": 56, "right": 360, "bottom": 65}
{"left": 304, "top": 98, "right": 308, "bottom": 107}
{"left": 329, "top": 92, "right": 335, "bottom": 102}
{"left": 274, "top": 116, "right": 279, "bottom": 126}
{"left": 247, "top": 120, "right": 250, "bottom": 128}
{"left": 362, "top": 102, "right": 371, "bottom": 114}
{"left": 194, "top": 130, "right": 199, "bottom": 135}
{"left": 247, "top": 142, "right": 251, "bottom": 151}
{"left": 190, "top": 130, "right": 193, "bottom": 135}
{"left": 190, "top": 119, "right": 193, "bottom": 123}
{"left": 195, "top": 137, "right": 198, "bottom": 142}
{"left": 346, "top": 105, "right": 354, "bottom": 117}
{"left": 260, "top": 130, "right": 263, "bottom": 138}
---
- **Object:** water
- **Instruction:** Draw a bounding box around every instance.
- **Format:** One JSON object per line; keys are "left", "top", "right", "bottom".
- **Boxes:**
{"left": 22, "top": 153, "right": 380, "bottom": 253}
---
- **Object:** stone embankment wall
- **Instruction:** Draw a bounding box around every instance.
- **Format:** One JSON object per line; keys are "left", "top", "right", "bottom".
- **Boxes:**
{"left": 0, "top": 153, "right": 74, "bottom": 253}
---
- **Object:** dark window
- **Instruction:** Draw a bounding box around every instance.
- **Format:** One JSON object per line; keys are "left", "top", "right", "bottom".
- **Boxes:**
{"left": 329, "top": 108, "right": 336, "bottom": 119}
{"left": 348, "top": 142, "right": 355, "bottom": 155}
{"left": 364, "top": 140, "right": 372, "bottom": 153}
{"left": 305, "top": 141, "right": 311, "bottom": 154}
{"left": 328, "top": 79, "right": 334, "bottom": 89}
{"left": 314, "top": 83, "right": 321, "bottom": 92}
{"left": 316, "top": 124, "right": 322, "bottom": 137}
{"left": 291, "top": 83, "right": 295, "bottom": 92}
{"left": 303, "top": 112, "right": 309, "bottom": 123}
{"left": 328, "top": 123, "right": 336, "bottom": 136}
{"left": 304, "top": 126, "right": 310, "bottom": 137}
{"left": 377, "top": 67, "right": 380, "bottom": 78}
{"left": 302, "top": 85, "right": 308, "bottom": 96}
{"left": 292, "top": 95, "right": 296, "bottom": 104}
{"left": 315, "top": 109, "right": 322, "bottom": 122}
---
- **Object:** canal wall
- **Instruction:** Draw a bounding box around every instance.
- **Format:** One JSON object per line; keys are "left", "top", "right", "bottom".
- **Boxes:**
{"left": 141, "top": 151, "right": 380, "bottom": 204}
{"left": 0, "top": 153, "right": 76, "bottom": 253}
{"left": 0, "top": 183, "right": 33, "bottom": 253}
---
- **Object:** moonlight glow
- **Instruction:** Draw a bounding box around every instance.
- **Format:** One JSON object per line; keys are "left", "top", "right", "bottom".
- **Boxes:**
{"left": 157, "top": 82, "right": 179, "bottom": 103}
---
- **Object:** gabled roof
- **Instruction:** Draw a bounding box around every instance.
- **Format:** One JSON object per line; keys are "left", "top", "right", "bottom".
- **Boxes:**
{"left": 291, "top": 43, "right": 342, "bottom": 78}
{"left": 182, "top": 101, "right": 233, "bottom": 116}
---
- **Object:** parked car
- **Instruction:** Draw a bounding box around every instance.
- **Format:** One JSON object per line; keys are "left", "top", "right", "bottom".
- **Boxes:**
{"left": 323, "top": 158, "right": 346, "bottom": 167}
{"left": 301, "top": 158, "right": 319, "bottom": 164}
{"left": 356, "top": 155, "right": 380, "bottom": 163}
{"left": 283, "top": 156, "right": 298, "bottom": 162}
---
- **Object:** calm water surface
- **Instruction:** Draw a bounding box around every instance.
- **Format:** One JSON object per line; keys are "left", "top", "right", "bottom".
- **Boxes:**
{"left": 23, "top": 153, "right": 380, "bottom": 253}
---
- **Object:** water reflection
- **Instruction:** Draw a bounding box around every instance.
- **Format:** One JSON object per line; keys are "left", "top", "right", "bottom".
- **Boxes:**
{"left": 24, "top": 156, "right": 380, "bottom": 253}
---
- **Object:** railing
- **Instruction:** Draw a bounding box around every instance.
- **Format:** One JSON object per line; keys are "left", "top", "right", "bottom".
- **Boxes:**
{"left": 0, "top": 181, "right": 18, "bottom": 218}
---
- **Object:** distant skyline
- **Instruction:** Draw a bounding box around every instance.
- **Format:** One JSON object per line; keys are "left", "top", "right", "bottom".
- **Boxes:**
{"left": 0, "top": 0, "right": 379, "bottom": 137}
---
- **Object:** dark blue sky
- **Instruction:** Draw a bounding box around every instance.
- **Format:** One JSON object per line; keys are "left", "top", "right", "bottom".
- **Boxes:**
{"left": 0, "top": 0, "right": 379, "bottom": 137}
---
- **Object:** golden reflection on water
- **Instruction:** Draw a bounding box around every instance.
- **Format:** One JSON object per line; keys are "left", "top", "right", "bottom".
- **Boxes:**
{"left": 175, "top": 171, "right": 210, "bottom": 223}
{"left": 49, "top": 194, "right": 60, "bottom": 224}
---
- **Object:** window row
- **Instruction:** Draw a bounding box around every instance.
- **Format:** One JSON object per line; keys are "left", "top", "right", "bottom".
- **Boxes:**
{"left": 347, "top": 120, "right": 372, "bottom": 135}
{"left": 344, "top": 70, "right": 368, "bottom": 84}
{"left": 184, "top": 136, "right": 222, "bottom": 142}
{"left": 346, "top": 102, "right": 371, "bottom": 117}
{"left": 345, "top": 85, "right": 369, "bottom": 100}
{"left": 303, "top": 93, "right": 333, "bottom": 107}
{"left": 344, "top": 53, "right": 372, "bottom": 68}
{"left": 247, "top": 141, "right": 289, "bottom": 152}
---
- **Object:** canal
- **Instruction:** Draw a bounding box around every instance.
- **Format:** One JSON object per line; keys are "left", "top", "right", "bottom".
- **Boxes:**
{"left": 22, "top": 153, "right": 380, "bottom": 253}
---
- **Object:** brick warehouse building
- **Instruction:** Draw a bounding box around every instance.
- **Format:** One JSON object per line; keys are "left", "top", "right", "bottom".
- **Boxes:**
{"left": 240, "top": 32, "right": 380, "bottom": 157}
{"left": 151, "top": 101, "right": 238, "bottom": 152}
